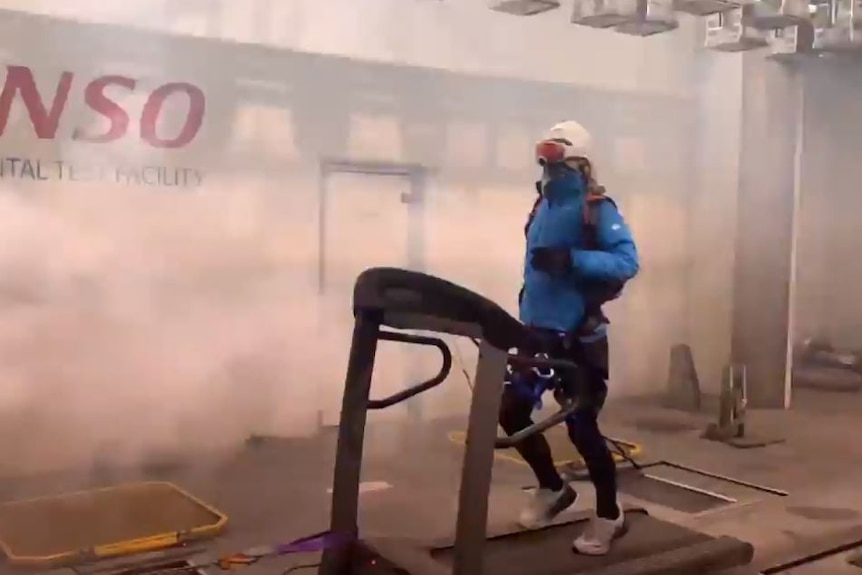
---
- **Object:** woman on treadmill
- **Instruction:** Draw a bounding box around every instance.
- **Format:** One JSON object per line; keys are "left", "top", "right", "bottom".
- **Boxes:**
{"left": 499, "top": 120, "right": 640, "bottom": 556}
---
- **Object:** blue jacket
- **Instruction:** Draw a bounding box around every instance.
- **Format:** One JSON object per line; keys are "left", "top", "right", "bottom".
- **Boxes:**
{"left": 520, "top": 185, "right": 639, "bottom": 333}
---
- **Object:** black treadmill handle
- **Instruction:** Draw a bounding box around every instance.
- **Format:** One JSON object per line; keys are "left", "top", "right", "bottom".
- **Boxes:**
{"left": 494, "top": 401, "right": 580, "bottom": 448}
{"left": 367, "top": 330, "right": 453, "bottom": 409}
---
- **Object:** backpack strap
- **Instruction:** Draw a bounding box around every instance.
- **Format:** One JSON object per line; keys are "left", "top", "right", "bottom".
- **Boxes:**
{"left": 524, "top": 181, "right": 543, "bottom": 236}
{"left": 583, "top": 192, "right": 616, "bottom": 225}
{"left": 582, "top": 193, "right": 616, "bottom": 249}
{"left": 526, "top": 188, "right": 617, "bottom": 241}
{"left": 581, "top": 192, "right": 623, "bottom": 318}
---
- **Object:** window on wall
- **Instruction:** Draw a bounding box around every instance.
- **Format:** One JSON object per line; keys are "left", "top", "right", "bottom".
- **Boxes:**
{"left": 231, "top": 105, "right": 299, "bottom": 159}
{"left": 495, "top": 125, "right": 532, "bottom": 171}
{"left": 401, "top": 121, "right": 439, "bottom": 164}
{"left": 347, "top": 114, "right": 403, "bottom": 161}
{"left": 613, "top": 137, "right": 647, "bottom": 173}
{"left": 444, "top": 121, "right": 488, "bottom": 169}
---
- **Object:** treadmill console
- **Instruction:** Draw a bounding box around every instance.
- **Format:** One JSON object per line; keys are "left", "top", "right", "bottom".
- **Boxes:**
{"left": 352, "top": 267, "right": 526, "bottom": 351}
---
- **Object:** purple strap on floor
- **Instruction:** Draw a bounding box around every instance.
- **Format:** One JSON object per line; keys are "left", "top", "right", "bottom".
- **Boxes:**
{"left": 274, "top": 530, "right": 355, "bottom": 555}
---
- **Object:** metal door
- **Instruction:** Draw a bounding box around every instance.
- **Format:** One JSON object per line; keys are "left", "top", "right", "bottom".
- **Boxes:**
{"left": 316, "top": 160, "right": 426, "bottom": 428}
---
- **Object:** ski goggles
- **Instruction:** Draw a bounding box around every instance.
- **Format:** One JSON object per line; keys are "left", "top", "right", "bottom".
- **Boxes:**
{"left": 535, "top": 139, "right": 569, "bottom": 166}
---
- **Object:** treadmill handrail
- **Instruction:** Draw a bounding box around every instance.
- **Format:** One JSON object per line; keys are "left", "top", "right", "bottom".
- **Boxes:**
{"left": 494, "top": 353, "right": 582, "bottom": 448}
{"left": 367, "top": 330, "right": 453, "bottom": 410}
{"left": 494, "top": 401, "right": 580, "bottom": 448}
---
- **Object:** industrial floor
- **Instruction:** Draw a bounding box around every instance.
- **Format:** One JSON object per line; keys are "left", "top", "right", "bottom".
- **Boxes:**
{"left": 1, "top": 387, "right": 862, "bottom": 575}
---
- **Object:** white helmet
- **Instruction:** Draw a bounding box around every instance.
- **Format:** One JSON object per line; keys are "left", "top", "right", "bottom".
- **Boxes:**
{"left": 543, "top": 120, "right": 593, "bottom": 160}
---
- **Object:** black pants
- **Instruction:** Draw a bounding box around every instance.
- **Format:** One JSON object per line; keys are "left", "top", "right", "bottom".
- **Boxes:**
{"left": 498, "top": 329, "right": 619, "bottom": 519}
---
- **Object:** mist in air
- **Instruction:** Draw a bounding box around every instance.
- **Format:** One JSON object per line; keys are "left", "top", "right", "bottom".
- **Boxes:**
{"left": 0, "top": 0, "right": 730, "bottom": 474}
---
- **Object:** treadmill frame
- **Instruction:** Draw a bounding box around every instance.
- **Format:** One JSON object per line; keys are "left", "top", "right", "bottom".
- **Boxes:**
{"left": 319, "top": 269, "right": 755, "bottom": 575}
{"left": 321, "top": 311, "right": 509, "bottom": 575}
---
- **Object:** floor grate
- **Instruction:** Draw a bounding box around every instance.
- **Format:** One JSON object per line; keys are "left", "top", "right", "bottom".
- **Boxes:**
{"left": 617, "top": 470, "right": 734, "bottom": 514}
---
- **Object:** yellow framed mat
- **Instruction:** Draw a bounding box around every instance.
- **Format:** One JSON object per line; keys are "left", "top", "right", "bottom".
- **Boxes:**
{"left": 447, "top": 426, "right": 642, "bottom": 468}
{"left": 0, "top": 481, "right": 227, "bottom": 568}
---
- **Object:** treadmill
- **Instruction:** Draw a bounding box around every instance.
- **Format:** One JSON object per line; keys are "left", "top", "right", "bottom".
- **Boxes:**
{"left": 319, "top": 267, "right": 755, "bottom": 575}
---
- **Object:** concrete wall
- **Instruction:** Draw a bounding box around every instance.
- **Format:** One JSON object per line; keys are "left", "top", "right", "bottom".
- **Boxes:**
{"left": 0, "top": 0, "right": 697, "bottom": 96}
{"left": 731, "top": 54, "right": 801, "bottom": 408}
{"left": 0, "top": 8, "right": 701, "bottom": 472}
{"left": 696, "top": 51, "right": 862, "bottom": 408}
{"left": 794, "top": 60, "right": 862, "bottom": 350}
{"left": 685, "top": 46, "right": 862, "bottom": 406}
{"left": 686, "top": 45, "right": 744, "bottom": 396}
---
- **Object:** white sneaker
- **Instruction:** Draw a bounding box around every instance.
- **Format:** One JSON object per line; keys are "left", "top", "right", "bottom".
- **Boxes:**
{"left": 518, "top": 484, "right": 577, "bottom": 529}
{"left": 573, "top": 506, "right": 625, "bottom": 555}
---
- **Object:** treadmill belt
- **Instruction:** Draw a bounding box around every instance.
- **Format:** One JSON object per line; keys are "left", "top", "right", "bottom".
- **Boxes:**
{"left": 431, "top": 510, "right": 715, "bottom": 575}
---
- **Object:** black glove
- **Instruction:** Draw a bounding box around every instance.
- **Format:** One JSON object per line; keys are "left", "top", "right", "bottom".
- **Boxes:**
{"left": 530, "top": 246, "right": 572, "bottom": 277}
